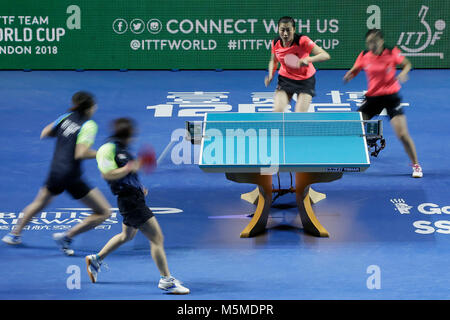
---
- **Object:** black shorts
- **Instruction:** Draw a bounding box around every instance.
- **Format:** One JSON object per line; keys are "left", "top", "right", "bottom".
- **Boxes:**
{"left": 276, "top": 74, "right": 316, "bottom": 97}
{"left": 45, "top": 174, "right": 92, "bottom": 200}
{"left": 117, "top": 189, "right": 154, "bottom": 229}
{"left": 358, "top": 93, "right": 404, "bottom": 120}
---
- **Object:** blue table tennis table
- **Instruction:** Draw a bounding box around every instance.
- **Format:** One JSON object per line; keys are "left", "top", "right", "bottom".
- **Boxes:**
{"left": 191, "top": 112, "right": 376, "bottom": 238}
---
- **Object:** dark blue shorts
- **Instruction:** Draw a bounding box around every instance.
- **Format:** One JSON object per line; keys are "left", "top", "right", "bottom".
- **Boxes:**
{"left": 45, "top": 174, "right": 92, "bottom": 200}
{"left": 117, "top": 189, "right": 154, "bottom": 229}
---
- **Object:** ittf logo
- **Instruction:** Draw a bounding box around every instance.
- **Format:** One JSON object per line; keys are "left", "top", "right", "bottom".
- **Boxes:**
{"left": 396, "top": 5, "right": 445, "bottom": 59}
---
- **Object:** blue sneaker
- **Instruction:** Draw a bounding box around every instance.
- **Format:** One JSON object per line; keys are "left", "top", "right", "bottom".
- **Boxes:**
{"left": 86, "top": 254, "right": 102, "bottom": 283}
{"left": 52, "top": 232, "right": 74, "bottom": 256}
{"left": 2, "top": 233, "right": 22, "bottom": 245}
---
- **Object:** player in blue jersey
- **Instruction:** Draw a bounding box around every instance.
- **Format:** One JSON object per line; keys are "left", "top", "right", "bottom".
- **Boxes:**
{"left": 85, "top": 118, "right": 189, "bottom": 294}
{"left": 2, "top": 92, "right": 112, "bottom": 255}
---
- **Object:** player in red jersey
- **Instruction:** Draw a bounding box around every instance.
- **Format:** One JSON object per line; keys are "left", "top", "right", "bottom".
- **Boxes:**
{"left": 264, "top": 16, "right": 331, "bottom": 113}
{"left": 344, "top": 29, "right": 422, "bottom": 178}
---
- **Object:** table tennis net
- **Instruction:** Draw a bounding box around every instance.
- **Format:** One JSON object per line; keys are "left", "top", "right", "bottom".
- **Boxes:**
{"left": 199, "top": 120, "right": 382, "bottom": 137}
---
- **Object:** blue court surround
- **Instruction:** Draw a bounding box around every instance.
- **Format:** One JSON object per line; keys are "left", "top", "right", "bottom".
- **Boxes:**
{"left": 0, "top": 69, "right": 449, "bottom": 300}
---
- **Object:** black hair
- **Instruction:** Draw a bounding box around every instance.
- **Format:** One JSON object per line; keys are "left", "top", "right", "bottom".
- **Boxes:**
{"left": 70, "top": 91, "right": 96, "bottom": 114}
{"left": 110, "top": 117, "right": 136, "bottom": 140}
{"left": 365, "top": 29, "right": 384, "bottom": 39}
{"left": 277, "top": 16, "right": 295, "bottom": 28}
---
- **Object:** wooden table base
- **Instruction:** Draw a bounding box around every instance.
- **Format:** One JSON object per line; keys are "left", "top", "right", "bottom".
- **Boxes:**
{"left": 226, "top": 172, "right": 343, "bottom": 238}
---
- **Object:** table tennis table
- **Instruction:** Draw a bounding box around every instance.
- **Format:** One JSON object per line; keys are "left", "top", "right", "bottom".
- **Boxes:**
{"left": 188, "top": 112, "right": 380, "bottom": 238}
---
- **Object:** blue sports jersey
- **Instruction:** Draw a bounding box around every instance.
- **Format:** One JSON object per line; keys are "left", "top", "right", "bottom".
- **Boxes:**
{"left": 48, "top": 111, "right": 97, "bottom": 178}
{"left": 96, "top": 139, "right": 144, "bottom": 195}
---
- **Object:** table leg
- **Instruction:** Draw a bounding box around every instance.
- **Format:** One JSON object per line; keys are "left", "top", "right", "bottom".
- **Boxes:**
{"left": 225, "top": 173, "right": 272, "bottom": 238}
{"left": 295, "top": 172, "right": 343, "bottom": 237}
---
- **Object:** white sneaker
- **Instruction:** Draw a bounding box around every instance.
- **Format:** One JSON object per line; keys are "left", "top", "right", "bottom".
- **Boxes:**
{"left": 52, "top": 232, "right": 74, "bottom": 256}
{"left": 86, "top": 254, "right": 102, "bottom": 283}
{"left": 158, "top": 276, "right": 190, "bottom": 294}
{"left": 2, "top": 233, "right": 22, "bottom": 245}
{"left": 412, "top": 164, "right": 423, "bottom": 178}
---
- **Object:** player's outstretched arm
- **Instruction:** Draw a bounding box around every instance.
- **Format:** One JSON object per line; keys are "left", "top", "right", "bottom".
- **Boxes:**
{"left": 264, "top": 53, "right": 278, "bottom": 87}
{"left": 343, "top": 52, "right": 364, "bottom": 83}
{"left": 40, "top": 122, "right": 56, "bottom": 139}
{"left": 397, "top": 57, "right": 412, "bottom": 83}
{"left": 343, "top": 67, "right": 359, "bottom": 83}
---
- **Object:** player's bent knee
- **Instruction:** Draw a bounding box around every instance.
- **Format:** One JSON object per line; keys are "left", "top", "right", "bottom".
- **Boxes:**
{"left": 89, "top": 210, "right": 110, "bottom": 225}
{"left": 34, "top": 189, "right": 53, "bottom": 207}
{"left": 33, "top": 198, "right": 48, "bottom": 209}
{"left": 394, "top": 129, "right": 409, "bottom": 140}
{"left": 120, "top": 233, "right": 134, "bottom": 242}
{"left": 398, "top": 133, "right": 411, "bottom": 143}
{"left": 96, "top": 206, "right": 111, "bottom": 218}
{"left": 150, "top": 232, "right": 164, "bottom": 247}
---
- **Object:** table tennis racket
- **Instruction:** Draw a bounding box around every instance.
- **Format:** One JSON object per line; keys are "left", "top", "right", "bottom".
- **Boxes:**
{"left": 138, "top": 144, "right": 157, "bottom": 174}
{"left": 284, "top": 54, "right": 301, "bottom": 69}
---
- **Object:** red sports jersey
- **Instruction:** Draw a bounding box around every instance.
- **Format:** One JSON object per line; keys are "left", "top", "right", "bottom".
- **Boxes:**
{"left": 353, "top": 46, "right": 405, "bottom": 97}
{"left": 271, "top": 34, "right": 316, "bottom": 80}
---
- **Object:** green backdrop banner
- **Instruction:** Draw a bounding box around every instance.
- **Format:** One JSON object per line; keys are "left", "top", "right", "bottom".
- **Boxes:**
{"left": 0, "top": 0, "right": 448, "bottom": 69}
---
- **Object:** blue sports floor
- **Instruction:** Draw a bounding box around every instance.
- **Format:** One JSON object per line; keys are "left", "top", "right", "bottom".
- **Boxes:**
{"left": 0, "top": 69, "right": 449, "bottom": 300}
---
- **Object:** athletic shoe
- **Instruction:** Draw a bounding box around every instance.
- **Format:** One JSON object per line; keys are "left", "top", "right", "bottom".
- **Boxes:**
{"left": 158, "top": 276, "right": 190, "bottom": 294}
{"left": 412, "top": 164, "right": 423, "bottom": 178}
{"left": 2, "top": 233, "right": 22, "bottom": 245}
{"left": 86, "top": 254, "right": 102, "bottom": 283}
{"left": 52, "top": 232, "right": 74, "bottom": 256}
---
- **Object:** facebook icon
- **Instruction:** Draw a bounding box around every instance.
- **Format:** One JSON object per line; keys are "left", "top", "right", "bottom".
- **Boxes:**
{"left": 113, "top": 18, "right": 128, "bottom": 34}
